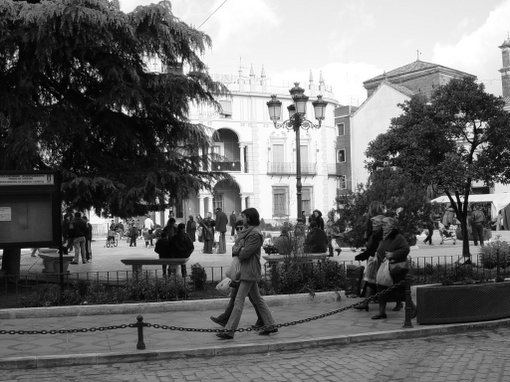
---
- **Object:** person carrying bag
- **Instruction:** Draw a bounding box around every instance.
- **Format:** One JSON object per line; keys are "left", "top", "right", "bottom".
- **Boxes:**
{"left": 372, "top": 217, "right": 412, "bottom": 320}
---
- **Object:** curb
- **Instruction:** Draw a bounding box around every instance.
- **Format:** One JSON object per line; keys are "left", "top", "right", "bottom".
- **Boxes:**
{"left": 2, "top": 317, "right": 510, "bottom": 370}
{"left": 0, "top": 291, "right": 343, "bottom": 319}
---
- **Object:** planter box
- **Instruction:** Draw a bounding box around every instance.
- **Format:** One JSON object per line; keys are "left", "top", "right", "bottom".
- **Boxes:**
{"left": 38, "top": 249, "right": 74, "bottom": 274}
{"left": 417, "top": 281, "right": 510, "bottom": 324}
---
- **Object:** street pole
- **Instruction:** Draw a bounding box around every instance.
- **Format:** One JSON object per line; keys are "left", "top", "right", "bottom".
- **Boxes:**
{"left": 266, "top": 86, "right": 327, "bottom": 222}
{"left": 295, "top": 121, "right": 302, "bottom": 220}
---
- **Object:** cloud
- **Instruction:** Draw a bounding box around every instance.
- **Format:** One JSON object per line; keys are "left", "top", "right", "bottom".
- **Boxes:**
{"left": 433, "top": 0, "right": 510, "bottom": 96}
{"left": 199, "top": 0, "right": 279, "bottom": 50}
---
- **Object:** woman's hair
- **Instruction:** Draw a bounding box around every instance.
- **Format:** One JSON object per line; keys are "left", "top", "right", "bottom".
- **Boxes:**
{"left": 241, "top": 208, "right": 260, "bottom": 226}
{"left": 368, "top": 201, "right": 385, "bottom": 218}
{"left": 177, "top": 223, "right": 185, "bottom": 232}
{"left": 382, "top": 216, "right": 397, "bottom": 229}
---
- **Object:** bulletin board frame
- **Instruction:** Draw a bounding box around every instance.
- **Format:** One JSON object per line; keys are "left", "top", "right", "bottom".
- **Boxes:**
{"left": 0, "top": 171, "right": 62, "bottom": 249}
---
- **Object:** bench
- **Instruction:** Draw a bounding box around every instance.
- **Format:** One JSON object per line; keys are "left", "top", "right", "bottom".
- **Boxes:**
{"left": 262, "top": 252, "right": 329, "bottom": 265}
{"left": 121, "top": 258, "right": 190, "bottom": 278}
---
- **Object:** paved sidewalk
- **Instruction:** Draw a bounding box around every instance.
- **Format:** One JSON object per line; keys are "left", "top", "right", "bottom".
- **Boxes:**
{"left": 2, "top": 291, "right": 510, "bottom": 370}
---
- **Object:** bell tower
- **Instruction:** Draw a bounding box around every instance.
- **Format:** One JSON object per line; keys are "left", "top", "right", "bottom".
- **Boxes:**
{"left": 499, "top": 37, "right": 510, "bottom": 100}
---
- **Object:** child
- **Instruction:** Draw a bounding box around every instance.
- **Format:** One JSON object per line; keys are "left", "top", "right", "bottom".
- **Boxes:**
{"left": 142, "top": 228, "right": 152, "bottom": 248}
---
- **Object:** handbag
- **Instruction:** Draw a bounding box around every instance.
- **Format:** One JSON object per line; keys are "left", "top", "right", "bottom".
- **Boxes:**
{"left": 216, "top": 277, "right": 232, "bottom": 294}
{"left": 389, "top": 259, "right": 410, "bottom": 281}
{"left": 376, "top": 260, "right": 393, "bottom": 287}
{"left": 363, "top": 256, "right": 379, "bottom": 284}
{"left": 225, "top": 256, "right": 241, "bottom": 281}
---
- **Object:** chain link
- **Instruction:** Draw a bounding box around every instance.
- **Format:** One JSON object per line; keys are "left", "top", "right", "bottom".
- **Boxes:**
{"left": 0, "top": 281, "right": 407, "bottom": 336}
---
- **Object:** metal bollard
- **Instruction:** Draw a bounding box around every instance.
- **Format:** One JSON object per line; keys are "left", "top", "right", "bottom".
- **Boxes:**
{"left": 136, "top": 315, "right": 146, "bottom": 350}
{"left": 403, "top": 277, "right": 413, "bottom": 328}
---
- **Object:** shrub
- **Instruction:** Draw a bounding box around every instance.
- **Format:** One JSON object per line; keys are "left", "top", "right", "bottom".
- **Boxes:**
{"left": 440, "top": 264, "right": 489, "bottom": 285}
{"left": 268, "top": 258, "right": 346, "bottom": 295}
{"left": 20, "top": 277, "right": 189, "bottom": 307}
{"left": 479, "top": 240, "right": 510, "bottom": 269}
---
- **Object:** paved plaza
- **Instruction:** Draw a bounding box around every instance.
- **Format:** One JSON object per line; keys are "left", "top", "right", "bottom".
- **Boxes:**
{"left": 16, "top": 228, "right": 509, "bottom": 277}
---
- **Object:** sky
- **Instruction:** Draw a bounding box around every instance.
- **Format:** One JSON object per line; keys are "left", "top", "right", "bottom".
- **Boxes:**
{"left": 119, "top": 0, "right": 510, "bottom": 105}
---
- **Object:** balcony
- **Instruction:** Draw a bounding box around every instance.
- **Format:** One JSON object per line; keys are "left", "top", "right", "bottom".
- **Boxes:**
{"left": 267, "top": 162, "right": 317, "bottom": 176}
{"left": 211, "top": 161, "right": 241, "bottom": 172}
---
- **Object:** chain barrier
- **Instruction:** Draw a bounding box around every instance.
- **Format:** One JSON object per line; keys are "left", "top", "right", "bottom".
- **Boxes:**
{"left": 0, "top": 280, "right": 410, "bottom": 336}
{"left": 0, "top": 323, "right": 134, "bottom": 335}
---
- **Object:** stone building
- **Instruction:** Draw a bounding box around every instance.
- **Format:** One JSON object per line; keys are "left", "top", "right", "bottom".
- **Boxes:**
{"left": 151, "top": 67, "right": 340, "bottom": 225}
{"left": 334, "top": 59, "right": 475, "bottom": 191}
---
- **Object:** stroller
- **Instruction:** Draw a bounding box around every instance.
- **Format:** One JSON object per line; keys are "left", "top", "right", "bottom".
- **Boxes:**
{"left": 438, "top": 222, "right": 456, "bottom": 245}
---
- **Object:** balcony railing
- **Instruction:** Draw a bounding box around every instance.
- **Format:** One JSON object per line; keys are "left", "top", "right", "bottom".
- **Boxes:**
{"left": 211, "top": 161, "right": 241, "bottom": 172}
{"left": 267, "top": 162, "right": 317, "bottom": 175}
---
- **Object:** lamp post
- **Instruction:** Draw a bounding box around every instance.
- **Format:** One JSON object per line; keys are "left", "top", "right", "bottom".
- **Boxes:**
{"left": 266, "top": 83, "right": 327, "bottom": 220}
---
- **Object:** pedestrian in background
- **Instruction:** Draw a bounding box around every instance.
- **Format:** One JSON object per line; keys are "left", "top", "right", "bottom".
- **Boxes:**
{"left": 186, "top": 215, "right": 197, "bottom": 242}
{"left": 215, "top": 207, "right": 228, "bottom": 254}
{"left": 70, "top": 212, "right": 88, "bottom": 264}
{"left": 169, "top": 223, "right": 194, "bottom": 277}
{"left": 82, "top": 215, "right": 93, "bottom": 262}
{"left": 229, "top": 211, "right": 237, "bottom": 236}
{"left": 470, "top": 205, "right": 485, "bottom": 246}
{"left": 128, "top": 223, "right": 138, "bottom": 247}
{"left": 309, "top": 209, "right": 325, "bottom": 231}
{"left": 198, "top": 213, "right": 215, "bottom": 254}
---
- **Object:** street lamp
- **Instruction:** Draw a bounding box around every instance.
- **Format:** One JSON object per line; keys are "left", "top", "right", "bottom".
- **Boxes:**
{"left": 266, "top": 83, "right": 327, "bottom": 220}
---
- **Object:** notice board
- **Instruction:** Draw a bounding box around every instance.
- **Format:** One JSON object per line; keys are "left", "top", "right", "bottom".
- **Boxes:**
{"left": 0, "top": 172, "right": 61, "bottom": 249}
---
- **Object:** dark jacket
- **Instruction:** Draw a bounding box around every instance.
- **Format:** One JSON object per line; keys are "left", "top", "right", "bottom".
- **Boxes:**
{"left": 186, "top": 220, "right": 197, "bottom": 242}
{"left": 355, "top": 229, "right": 383, "bottom": 261}
{"left": 155, "top": 237, "right": 172, "bottom": 259}
{"left": 199, "top": 218, "right": 214, "bottom": 240}
{"left": 233, "top": 225, "right": 263, "bottom": 282}
{"left": 69, "top": 218, "right": 88, "bottom": 238}
{"left": 84, "top": 222, "right": 93, "bottom": 241}
{"left": 229, "top": 213, "right": 236, "bottom": 227}
{"left": 273, "top": 233, "right": 292, "bottom": 255}
{"left": 304, "top": 228, "right": 328, "bottom": 253}
{"left": 309, "top": 210, "right": 325, "bottom": 230}
{"left": 169, "top": 232, "right": 194, "bottom": 258}
{"left": 376, "top": 229, "right": 410, "bottom": 264}
{"left": 215, "top": 210, "right": 228, "bottom": 233}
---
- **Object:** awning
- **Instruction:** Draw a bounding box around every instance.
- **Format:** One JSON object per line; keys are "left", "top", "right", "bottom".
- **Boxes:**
{"left": 431, "top": 193, "right": 510, "bottom": 217}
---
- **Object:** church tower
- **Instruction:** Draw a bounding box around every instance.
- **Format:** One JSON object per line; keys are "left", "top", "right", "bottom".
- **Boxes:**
{"left": 499, "top": 37, "right": 510, "bottom": 106}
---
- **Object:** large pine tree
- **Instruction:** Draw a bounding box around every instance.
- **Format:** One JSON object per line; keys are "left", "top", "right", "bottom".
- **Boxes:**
{"left": 0, "top": 0, "right": 227, "bottom": 217}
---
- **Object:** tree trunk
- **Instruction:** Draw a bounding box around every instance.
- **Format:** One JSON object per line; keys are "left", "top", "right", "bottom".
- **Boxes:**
{"left": 1, "top": 248, "right": 21, "bottom": 276}
{"left": 459, "top": 218, "right": 471, "bottom": 258}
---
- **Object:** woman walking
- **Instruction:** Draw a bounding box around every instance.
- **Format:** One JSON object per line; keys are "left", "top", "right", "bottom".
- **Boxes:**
{"left": 216, "top": 208, "right": 277, "bottom": 340}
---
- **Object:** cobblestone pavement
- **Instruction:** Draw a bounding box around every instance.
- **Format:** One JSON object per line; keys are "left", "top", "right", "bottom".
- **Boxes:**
{"left": 4, "top": 327, "right": 510, "bottom": 381}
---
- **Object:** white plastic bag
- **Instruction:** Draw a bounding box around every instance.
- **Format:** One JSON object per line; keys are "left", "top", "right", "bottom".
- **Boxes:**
{"left": 225, "top": 256, "right": 241, "bottom": 281}
{"left": 216, "top": 277, "right": 232, "bottom": 293}
{"left": 376, "top": 259, "right": 393, "bottom": 287}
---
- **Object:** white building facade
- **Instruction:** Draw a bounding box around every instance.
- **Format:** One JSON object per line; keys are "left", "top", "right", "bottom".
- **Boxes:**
{"left": 165, "top": 68, "right": 340, "bottom": 224}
